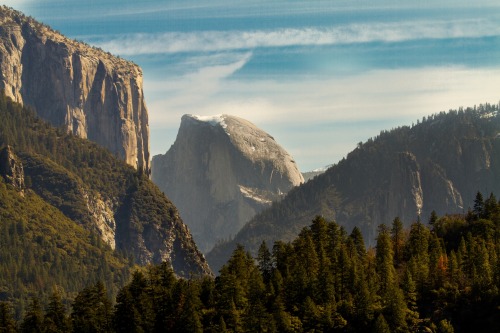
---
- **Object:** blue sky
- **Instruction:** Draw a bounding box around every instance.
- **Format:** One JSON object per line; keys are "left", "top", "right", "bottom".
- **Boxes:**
{"left": 6, "top": 0, "right": 500, "bottom": 171}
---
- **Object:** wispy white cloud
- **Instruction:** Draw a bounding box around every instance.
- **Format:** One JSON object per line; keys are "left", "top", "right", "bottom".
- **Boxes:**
{"left": 145, "top": 52, "right": 252, "bottom": 123}
{"left": 92, "top": 18, "right": 500, "bottom": 56}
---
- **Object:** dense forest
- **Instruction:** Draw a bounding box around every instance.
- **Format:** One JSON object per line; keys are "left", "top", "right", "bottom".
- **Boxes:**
{"left": 0, "top": 92, "right": 209, "bottom": 318}
{"left": 0, "top": 192, "right": 498, "bottom": 332}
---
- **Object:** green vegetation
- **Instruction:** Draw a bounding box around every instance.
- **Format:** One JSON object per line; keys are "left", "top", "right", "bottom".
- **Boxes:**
{"left": 0, "top": 91, "right": 208, "bottom": 317}
{"left": 0, "top": 175, "right": 132, "bottom": 319}
{"left": 1, "top": 192, "right": 498, "bottom": 332}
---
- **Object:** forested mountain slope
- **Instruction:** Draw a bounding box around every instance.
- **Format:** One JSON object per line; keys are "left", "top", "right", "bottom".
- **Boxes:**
{"left": 0, "top": 92, "right": 210, "bottom": 292}
{"left": 0, "top": 175, "right": 131, "bottom": 318}
{"left": 208, "top": 104, "right": 500, "bottom": 271}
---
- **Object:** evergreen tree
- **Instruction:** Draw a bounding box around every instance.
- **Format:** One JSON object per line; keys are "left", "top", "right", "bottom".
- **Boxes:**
{"left": 401, "top": 269, "right": 419, "bottom": 330}
{"left": 21, "top": 298, "right": 43, "bottom": 333}
{"left": 172, "top": 281, "right": 203, "bottom": 333}
{"left": 473, "top": 191, "right": 485, "bottom": 219}
{"left": 0, "top": 302, "right": 17, "bottom": 333}
{"left": 373, "top": 314, "right": 391, "bottom": 333}
{"left": 43, "top": 290, "right": 70, "bottom": 333}
{"left": 350, "top": 226, "right": 366, "bottom": 259}
{"left": 429, "top": 210, "right": 438, "bottom": 226}
{"left": 113, "top": 288, "right": 141, "bottom": 333}
{"left": 71, "top": 282, "right": 112, "bottom": 333}
{"left": 376, "top": 225, "right": 396, "bottom": 295}
{"left": 405, "top": 221, "right": 430, "bottom": 293}
{"left": 437, "top": 319, "right": 454, "bottom": 333}
{"left": 384, "top": 286, "right": 408, "bottom": 332}
{"left": 391, "top": 217, "right": 404, "bottom": 267}
{"left": 257, "top": 241, "right": 272, "bottom": 284}
{"left": 484, "top": 193, "right": 499, "bottom": 220}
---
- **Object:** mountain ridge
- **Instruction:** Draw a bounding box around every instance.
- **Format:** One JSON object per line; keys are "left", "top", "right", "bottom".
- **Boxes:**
{"left": 207, "top": 104, "right": 500, "bottom": 272}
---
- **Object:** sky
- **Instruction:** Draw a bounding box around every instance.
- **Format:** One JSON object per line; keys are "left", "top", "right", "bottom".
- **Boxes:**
{"left": 6, "top": 0, "right": 500, "bottom": 171}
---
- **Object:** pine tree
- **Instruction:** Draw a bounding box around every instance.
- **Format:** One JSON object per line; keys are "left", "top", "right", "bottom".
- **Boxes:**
{"left": 473, "top": 191, "right": 485, "bottom": 219}
{"left": 113, "top": 288, "right": 141, "bottom": 333}
{"left": 405, "top": 221, "right": 430, "bottom": 293}
{"left": 350, "top": 226, "right": 366, "bottom": 259}
{"left": 373, "top": 314, "right": 391, "bottom": 333}
{"left": 43, "top": 290, "right": 70, "bottom": 333}
{"left": 257, "top": 241, "right": 272, "bottom": 284}
{"left": 391, "top": 217, "right": 405, "bottom": 267}
{"left": 71, "top": 282, "right": 113, "bottom": 333}
{"left": 429, "top": 210, "right": 438, "bottom": 226}
{"left": 0, "top": 302, "right": 17, "bottom": 333}
{"left": 376, "top": 225, "right": 396, "bottom": 295}
{"left": 385, "top": 286, "right": 408, "bottom": 332}
{"left": 401, "top": 269, "right": 419, "bottom": 330}
{"left": 173, "top": 281, "right": 203, "bottom": 333}
{"left": 21, "top": 298, "right": 43, "bottom": 333}
{"left": 437, "top": 319, "right": 454, "bottom": 333}
{"left": 301, "top": 296, "right": 319, "bottom": 332}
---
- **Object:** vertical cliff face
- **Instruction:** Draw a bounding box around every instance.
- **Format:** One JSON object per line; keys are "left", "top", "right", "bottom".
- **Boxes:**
{"left": 0, "top": 7, "right": 149, "bottom": 172}
{"left": 152, "top": 114, "right": 304, "bottom": 253}
{"left": 387, "top": 152, "right": 423, "bottom": 224}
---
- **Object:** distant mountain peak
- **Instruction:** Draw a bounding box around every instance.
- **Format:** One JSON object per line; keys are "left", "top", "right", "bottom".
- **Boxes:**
{"left": 152, "top": 114, "right": 303, "bottom": 253}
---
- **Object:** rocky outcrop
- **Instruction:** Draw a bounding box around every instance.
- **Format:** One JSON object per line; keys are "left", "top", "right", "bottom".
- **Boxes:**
{"left": 152, "top": 114, "right": 304, "bottom": 253}
{"left": 0, "top": 7, "right": 149, "bottom": 172}
{"left": 0, "top": 145, "right": 24, "bottom": 192}
{"left": 82, "top": 190, "right": 117, "bottom": 249}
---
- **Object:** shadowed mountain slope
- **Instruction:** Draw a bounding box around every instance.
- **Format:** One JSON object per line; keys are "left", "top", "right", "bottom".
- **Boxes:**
{"left": 208, "top": 104, "right": 500, "bottom": 272}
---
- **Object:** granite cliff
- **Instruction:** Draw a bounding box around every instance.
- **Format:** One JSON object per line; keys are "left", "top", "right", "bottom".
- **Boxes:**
{"left": 0, "top": 6, "right": 149, "bottom": 172}
{"left": 152, "top": 114, "right": 304, "bottom": 252}
{"left": 207, "top": 105, "right": 500, "bottom": 272}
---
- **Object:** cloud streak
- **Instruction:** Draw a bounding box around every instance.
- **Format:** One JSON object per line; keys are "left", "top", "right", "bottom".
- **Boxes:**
{"left": 91, "top": 18, "right": 500, "bottom": 56}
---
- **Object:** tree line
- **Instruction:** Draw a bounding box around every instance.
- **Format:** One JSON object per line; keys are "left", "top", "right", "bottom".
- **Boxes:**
{"left": 1, "top": 191, "right": 499, "bottom": 332}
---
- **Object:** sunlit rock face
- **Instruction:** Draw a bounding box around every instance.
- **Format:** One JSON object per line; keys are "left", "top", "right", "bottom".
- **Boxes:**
{"left": 152, "top": 114, "right": 304, "bottom": 253}
{"left": 0, "top": 7, "right": 150, "bottom": 173}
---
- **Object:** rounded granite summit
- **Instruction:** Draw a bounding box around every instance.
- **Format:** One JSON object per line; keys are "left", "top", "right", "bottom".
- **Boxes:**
{"left": 152, "top": 114, "right": 304, "bottom": 253}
